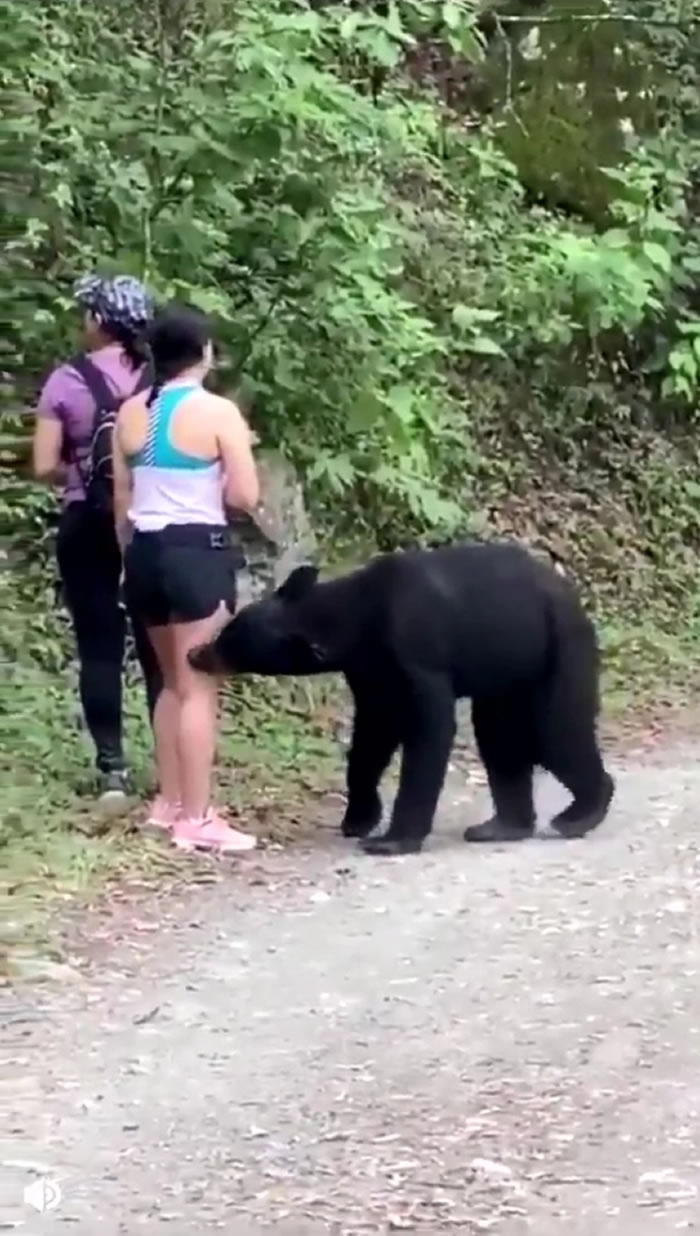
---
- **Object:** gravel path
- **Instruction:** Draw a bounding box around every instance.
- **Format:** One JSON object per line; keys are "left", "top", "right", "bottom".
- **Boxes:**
{"left": 3, "top": 743, "right": 700, "bottom": 1234}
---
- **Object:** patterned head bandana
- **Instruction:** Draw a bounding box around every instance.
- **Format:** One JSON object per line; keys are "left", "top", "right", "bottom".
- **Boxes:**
{"left": 74, "top": 274, "right": 153, "bottom": 332}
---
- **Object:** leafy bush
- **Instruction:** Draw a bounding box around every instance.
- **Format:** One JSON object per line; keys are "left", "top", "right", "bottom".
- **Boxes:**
{"left": 1, "top": 0, "right": 488, "bottom": 540}
{"left": 4, "top": 0, "right": 700, "bottom": 534}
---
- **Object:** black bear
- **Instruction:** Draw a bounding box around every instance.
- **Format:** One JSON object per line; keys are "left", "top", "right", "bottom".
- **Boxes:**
{"left": 189, "top": 543, "right": 615, "bottom": 856}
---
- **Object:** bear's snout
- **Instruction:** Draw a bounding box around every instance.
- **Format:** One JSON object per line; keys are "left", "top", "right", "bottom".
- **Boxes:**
{"left": 188, "top": 642, "right": 224, "bottom": 674}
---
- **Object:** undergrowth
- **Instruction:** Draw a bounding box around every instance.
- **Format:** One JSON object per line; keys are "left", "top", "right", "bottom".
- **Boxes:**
{"left": 1, "top": 651, "right": 344, "bottom": 957}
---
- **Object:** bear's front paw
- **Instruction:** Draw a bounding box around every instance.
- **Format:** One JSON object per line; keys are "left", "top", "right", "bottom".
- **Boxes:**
{"left": 341, "top": 796, "right": 382, "bottom": 839}
{"left": 341, "top": 814, "right": 379, "bottom": 839}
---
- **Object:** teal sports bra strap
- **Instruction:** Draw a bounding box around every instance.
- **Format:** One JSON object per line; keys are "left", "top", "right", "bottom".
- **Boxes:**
{"left": 140, "top": 384, "right": 213, "bottom": 470}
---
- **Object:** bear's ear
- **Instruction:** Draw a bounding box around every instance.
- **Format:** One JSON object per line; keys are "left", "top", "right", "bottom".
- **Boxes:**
{"left": 276, "top": 564, "right": 319, "bottom": 604}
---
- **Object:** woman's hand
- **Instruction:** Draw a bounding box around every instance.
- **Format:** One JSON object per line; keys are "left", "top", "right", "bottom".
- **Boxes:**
{"left": 218, "top": 403, "right": 260, "bottom": 513}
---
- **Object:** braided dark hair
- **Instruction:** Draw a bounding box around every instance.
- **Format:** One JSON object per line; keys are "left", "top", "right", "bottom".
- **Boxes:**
{"left": 146, "top": 302, "right": 211, "bottom": 407}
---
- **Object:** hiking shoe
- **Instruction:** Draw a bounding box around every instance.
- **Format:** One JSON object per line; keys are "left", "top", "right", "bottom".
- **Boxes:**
{"left": 97, "top": 769, "right": 130, "bottom": 809}
{"left": 173, "top": 810, "right": 257, "bottom": 854}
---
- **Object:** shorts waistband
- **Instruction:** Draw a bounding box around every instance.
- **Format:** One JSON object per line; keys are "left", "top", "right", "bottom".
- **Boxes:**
{"left": 132, "top": 524, "right": 234, "bottom": 551}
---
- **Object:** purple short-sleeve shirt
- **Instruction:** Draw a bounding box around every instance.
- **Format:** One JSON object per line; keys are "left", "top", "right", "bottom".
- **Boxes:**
{"left": 36, "top": 344, "right": 145, "bottom": 507}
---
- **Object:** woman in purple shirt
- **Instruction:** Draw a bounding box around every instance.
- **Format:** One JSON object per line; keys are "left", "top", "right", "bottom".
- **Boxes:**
{"left": 32, "top": 275, "right": 162, "bottom": 803}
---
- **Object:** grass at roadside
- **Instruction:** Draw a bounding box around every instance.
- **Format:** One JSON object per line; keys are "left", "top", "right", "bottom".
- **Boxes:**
{"left": 599, "top": 616, "right": 700, "bottom": 719}
{"left": 1, "top": 670, "right": 345, "bottom": 979}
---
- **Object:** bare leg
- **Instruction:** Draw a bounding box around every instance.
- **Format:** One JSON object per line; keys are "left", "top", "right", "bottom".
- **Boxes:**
{"left": 146, "top": 626, "right": 180, "bottom": 810}
{"left": 171, "top": 603, "right": 230, "bottom": 819}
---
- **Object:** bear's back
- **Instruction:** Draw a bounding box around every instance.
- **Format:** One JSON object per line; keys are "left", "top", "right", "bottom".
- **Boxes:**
{"left": 360, "top": 541, "right": 578, "bottom": 697}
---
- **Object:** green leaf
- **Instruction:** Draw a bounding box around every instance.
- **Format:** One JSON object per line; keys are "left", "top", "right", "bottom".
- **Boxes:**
{"left": 339, "top": 12, "right": 361, "bottom": 40}
{"left": 308, "top": 453, "right": 356, "bottom": 491}
{"left": 347, "top": 391, "right": 382, "bottom": 433}
{"left": 451, "top": 303, "right": 476, "bottom": 330}
{"left": 601, "top": 228, "right": 631, "bottom": 249}
{"left": 356, "top": 27, "right": 402, "bottom": 67}
{"left": 467, "top": 335, "right": 505, "bottom": 356}
{"left": 385, "top": 384, "right": 415, "bottom": 423}
{"left": 385, "top": 1, "right": 406, "bottom": 40}
{"left": 442, "top": 2, "right": 462, "bottom": 31}
{"left": 642, "top": 241, "right": 672, "bottom": 274}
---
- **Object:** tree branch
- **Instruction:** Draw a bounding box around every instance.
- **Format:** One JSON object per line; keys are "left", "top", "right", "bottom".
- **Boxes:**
{"left": 489, "top": 11, "right": 700, "bottom": 28}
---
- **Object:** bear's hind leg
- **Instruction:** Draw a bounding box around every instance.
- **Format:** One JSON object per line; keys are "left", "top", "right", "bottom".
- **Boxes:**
{"left": 534, "top": 668, "right": 614, "bottom": 839}
{"left": 342, "top": 696, "right": 400, "bottom": 839}
{"left": 542, "top": 731, "right": 614, "bottom": 838}
{"left": 465, "top": 695, "right": 536, "bottom": 843}
{"left": 361, "top": 673, "right": 455, "bottom": 857}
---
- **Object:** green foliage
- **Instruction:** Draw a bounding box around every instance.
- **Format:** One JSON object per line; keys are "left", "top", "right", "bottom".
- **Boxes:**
{"left": 7, "top": 0, "right": 700, "bottom": 924}
{"left": 4, "top": 0, "right": 697, "bottom": 529}
{"left": 481, "top": 0, "right": 661, "bottom": 224}
{"left": 0, "top": 0, "right": 488, "bottom": 536}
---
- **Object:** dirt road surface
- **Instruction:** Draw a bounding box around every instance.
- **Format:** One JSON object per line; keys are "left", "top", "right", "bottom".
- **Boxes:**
{"left": 3, "top": 742, "right": 700, "bottom": 1234}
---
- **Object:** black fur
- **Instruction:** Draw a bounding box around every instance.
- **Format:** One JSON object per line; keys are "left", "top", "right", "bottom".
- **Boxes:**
{"left": 190, "top": 543, "right": 614, "bottom": 855}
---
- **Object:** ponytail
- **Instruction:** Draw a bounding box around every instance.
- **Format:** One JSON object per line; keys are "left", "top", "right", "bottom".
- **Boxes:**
{"left": 146, "top": 378, "right": 163, "bottom": 409}
{"left": 146, "top": 358, "right": 187, "bottom": 407}
{"left": 145, "top": 302, "right": 211, "bottom": 408}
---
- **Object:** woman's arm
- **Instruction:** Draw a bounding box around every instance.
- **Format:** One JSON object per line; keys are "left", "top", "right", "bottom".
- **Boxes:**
{"left": 217, "top": 399, "right": 260, "bottom": 514}
{"left": 112, "top": 415, "right": 132, "bottom": 553}
{"left": 32, "top": 369, "right": 67, "bottom": 481}
{"left": 32, "top": 417, "right": 63, "bottom": 481}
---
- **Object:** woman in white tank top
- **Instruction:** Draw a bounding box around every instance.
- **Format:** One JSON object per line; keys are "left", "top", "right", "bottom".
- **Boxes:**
{"left": 113, "top": 303, "right": 260, "bottom": 854}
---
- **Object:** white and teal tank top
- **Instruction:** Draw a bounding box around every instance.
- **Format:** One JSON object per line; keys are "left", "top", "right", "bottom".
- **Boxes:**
{"left": 126, "top": 383, "right": 226, "bottom": 531}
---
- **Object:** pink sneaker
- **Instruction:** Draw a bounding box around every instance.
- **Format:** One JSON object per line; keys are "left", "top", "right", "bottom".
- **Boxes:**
{"left": 142, "top": 795, "right": 180, "bottom": 834}
{"left": 172, "top": 810, "right": 257, "bottom": 854}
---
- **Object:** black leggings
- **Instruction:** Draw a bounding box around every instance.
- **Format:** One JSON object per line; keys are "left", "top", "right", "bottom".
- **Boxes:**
{"left": 56, "top": 502, "right": 162, "bottom": 774}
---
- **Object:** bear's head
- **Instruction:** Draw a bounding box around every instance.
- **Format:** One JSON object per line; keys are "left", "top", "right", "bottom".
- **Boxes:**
{"left": 189, "top": 564, "right": 337, "bottom": 678}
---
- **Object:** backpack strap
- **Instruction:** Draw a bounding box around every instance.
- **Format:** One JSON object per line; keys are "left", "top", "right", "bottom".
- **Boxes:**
{"left": 131, "top": 362, "right": 153, "bottom": 398}
{"left": 70, "top": 353, "right": 120, "bottom": 418}
{"left": 62, "top": 354, "right": 115, "bottom": 495}
{"left": 67, "top": 354, "right": 153, "bottom": 497}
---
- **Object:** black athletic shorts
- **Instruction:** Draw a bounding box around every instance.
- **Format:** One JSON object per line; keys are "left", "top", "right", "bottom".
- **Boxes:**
{"left": 124, "top": 524, "right": 244, "bottom": 627}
